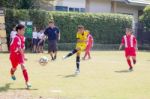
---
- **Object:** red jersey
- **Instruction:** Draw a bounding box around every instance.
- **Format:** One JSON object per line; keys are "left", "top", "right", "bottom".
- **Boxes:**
{"left": 10, "top": 34, "right": 25, "bottom": 53}
{"left": 87, "top": 34, "right": 93, "bottom": 47}
{"left": 121, "top": 34, "right": 137, "bottom": 49}
{"left": 9, "top": 34, "right": 25, "bottom": 67}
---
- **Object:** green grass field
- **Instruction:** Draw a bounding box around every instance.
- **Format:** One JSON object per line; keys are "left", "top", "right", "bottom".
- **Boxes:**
{"left": 0, "top": 51, "right": 150, "bottom": 99}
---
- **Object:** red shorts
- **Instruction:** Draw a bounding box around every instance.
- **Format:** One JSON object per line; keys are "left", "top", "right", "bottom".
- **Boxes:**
{"left": 125, "top": 48, "right": 136, "bottom": 57}
{"left": 10, "top": 53, "right": 24, "bottom": 68}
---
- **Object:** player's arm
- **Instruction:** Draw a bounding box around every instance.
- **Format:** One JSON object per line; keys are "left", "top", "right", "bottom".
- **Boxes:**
{"left": 134, "top": 37, "right": 138, "bottom": 51}
{"left": 58, "top": 33, "right": 60, "bottom": 41}
{"left": 57, "top": 28, "right": 60, "bottom": 41}
{"left": 91, "top": 37, "right": 94, "bottom": 47}
{"left": 43, "top": 29, "right": 48, "bottom": 41}
{"left": 119, "top": 37, "right": 124, "bottom": 50}
{"left": 119, "top": 44, "right": 123, "bottom": 50}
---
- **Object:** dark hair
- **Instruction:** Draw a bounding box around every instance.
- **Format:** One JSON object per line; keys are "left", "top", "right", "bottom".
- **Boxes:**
{"left": 49, "top": 20, "right": 54, "bottom": 24}
{"left": 78, "top": 25, "right": 84, "bottom": 29}
{"left": 126, "top": 28, "right": 132, "bottom": 33}
{"left": 16, "top": 24, "right": 25, "bottom": 31}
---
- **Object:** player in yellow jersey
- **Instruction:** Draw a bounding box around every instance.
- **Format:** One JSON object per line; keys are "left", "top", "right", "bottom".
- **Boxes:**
{"left": 63, "top": 25, "right": 89, "bottom": 74}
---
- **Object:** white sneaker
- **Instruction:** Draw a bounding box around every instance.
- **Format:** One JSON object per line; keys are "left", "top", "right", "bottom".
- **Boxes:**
{"left": 75, "top": 70, "right": 80, "bottom": 75}
{"left": 26, "top": 82, "right": 31, "bottom": 89}
{"left": 62, "top": 56, "right": 67, "bottom": 60}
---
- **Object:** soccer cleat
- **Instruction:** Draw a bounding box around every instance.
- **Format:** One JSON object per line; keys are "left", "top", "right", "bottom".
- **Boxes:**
{"left": 129, "top": 67, "right": 133, "bottom": 71}
{"left": 11, "top": 75, "right": 16, "bottom": 80}
{"left": 75, "top": 69, "right": 80, "bottom": 75}
{"left": 62, "top": 56, "right": 67, "bottom": 60}
{"left": 26, "top": 82, "right": 31, "bottom": 89}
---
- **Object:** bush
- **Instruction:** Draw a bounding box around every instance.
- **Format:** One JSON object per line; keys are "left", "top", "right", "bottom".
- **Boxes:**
{"left": 51, "top": 12, "right": 132, "bottom": 44}
{"left": 5, "top": 9, "right": 132, "bottom": 50}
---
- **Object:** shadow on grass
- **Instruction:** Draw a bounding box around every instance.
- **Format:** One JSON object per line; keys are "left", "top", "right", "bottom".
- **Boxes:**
{"left": 0, "top": 83, "right": 12, "bottom": 92}
{"left": 64, "top": 74, "right": 77, "bottom": 78}
{"left": 0, "top": 83, "right": 38, "bottom": 92}
{"left": 115, "top": 70, "right": 133, "bottom": 73}
{"left": 10, "top": 88, "right": 38, "bottom": 91}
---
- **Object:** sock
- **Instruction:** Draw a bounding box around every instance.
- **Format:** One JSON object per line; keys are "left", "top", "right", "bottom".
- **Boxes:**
{"left": 22, "top": 69, "right": 29, "bottom": 82}
{"left": 127, "top": 59, "right": 132, "bottom": 68}
{"left": 66, "top": 49, "right": 77, "bottom": 58}
{"left": 76, "top": 56, "right": 80, "bottom": 70}
{"left": 10, "top": 68, "right": 16, "bottom": 75}
{"left": 133, "top": 59, "right": 136, "bottom": 64}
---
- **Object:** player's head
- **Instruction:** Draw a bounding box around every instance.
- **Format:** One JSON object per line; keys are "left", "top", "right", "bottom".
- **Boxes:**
{"left": 126, "top": 28, "right": 132, "bottom": 35}
{"left": 78, "top": 25, "right": 84, "bottom": 33}
{"left": 49, "top": 20, "right": 55, "bottom": 28}
{"left": 16, "top": 24, "right": 25, "bottom": 35}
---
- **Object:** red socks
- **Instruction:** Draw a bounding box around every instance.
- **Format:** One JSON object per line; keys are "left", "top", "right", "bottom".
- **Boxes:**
{"left": 127, "top": 59, "right": 132, "bottom": 68}
{"left": 10, "top": 68, "right": 16, "bottom": 75}
{"left": 23, "top": 69, "right": 29, "bottom": 82}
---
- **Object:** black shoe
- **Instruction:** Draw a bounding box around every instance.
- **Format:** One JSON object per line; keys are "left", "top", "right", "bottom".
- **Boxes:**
{"left": 129, "top": 67, "right": 133, "bottom": 71}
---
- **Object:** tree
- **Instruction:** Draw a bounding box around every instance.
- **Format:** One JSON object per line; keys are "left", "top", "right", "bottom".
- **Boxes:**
{"left": 0, "top": 0, "right": 55, "bottom": 9}
{"left": 140, "top": 6, "right": 150, "bottom": 31}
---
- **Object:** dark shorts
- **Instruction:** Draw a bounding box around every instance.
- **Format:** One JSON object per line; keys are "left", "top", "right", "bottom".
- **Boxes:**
{"left": 48, "top": 40, "right": 58, "bottom": 52}
{"left": 39, "top": 40, "right": 44, "bottom": 46}
{"left": 32, "top": 38, "right": 38, "bottom": 46}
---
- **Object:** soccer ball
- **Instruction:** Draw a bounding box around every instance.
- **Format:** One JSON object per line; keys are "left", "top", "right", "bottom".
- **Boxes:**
{"left": 39, "top": 56, "right": 49, "bottom": 65}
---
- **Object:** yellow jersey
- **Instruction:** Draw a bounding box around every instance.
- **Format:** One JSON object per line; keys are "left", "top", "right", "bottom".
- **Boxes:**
{"left": 76, "top": 30, "right": 89, "bottom": 52}
{"left": 76, "top": 30, "right": 89, "bottom": 45}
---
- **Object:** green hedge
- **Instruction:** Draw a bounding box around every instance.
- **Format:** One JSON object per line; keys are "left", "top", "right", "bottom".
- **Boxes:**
{"left": 5, "top": 9, "right": 132, "bottom": 45}
{"left": 140, "top": 6, "right": 150, "bottom": 31}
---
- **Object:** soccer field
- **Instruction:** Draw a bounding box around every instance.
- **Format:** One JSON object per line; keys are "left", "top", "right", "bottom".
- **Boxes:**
{"left": 0, "top": 51, "right": 150, "bottom": 99}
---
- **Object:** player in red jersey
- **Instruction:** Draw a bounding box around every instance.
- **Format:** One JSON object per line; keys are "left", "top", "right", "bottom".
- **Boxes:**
{"left": 119, "top": 28, "right": 138, "bottom": 71}
{"left": 83, "top": 32, "right": 93, "bottom": 60}
{"left": 9, "top": 24, "right": 31, "bottom": 89}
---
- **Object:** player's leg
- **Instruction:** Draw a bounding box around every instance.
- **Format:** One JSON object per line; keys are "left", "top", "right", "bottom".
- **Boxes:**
{"left": 75, "top": 52, "right": 80, "bottom": 74}
{"left": 125, "top": 49, "right": 133, "bottom": 70}
{"left": 87, "top": 47, "right": 91, "bottom": 59}
{"left": 33, "top": 45, "right": 36, "bottom": 53}
{"left": 10, "top": 67, "right": 17, "bottom": 80}
{"left": 50, "top": 51, "right": 54, "bottom": 60}
{"left": 126, "top": 56, "right": 133, "bottom": 71}
{"left": 53, "top": 41, "right": 58, "bottom": 60}
{"left": 21, "top": 64, "right": 31, "bottom": 88}
{"left": 131, "top": 49, "right": 136, "bottom": 64}
{"left": 83, "top": 51, "right": 88, "bottom": 60}
{"left": 63, "top": 48, "right": 78, "bottom": 59}
{"left": 32, "top": 39, "right": 36, "bottom": 53}
{"left": 132, "top": 56, "right": 136, "bottom": 64}
{"left": 53, "top": 51, "right": 57, "bottom": 60}
{"left": 87, "top": 51, "right": 91, "bottom": 59}
{"left": 10, "top": 54, "right": 19, "bottom": 80}
{"left": 83, "top": 47, "right": 88, "bottom": 60}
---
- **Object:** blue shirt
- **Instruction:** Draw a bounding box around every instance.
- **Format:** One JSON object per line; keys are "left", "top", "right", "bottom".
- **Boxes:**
{"left": 44, "top": 27, "right": 60, "bottom": 41}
